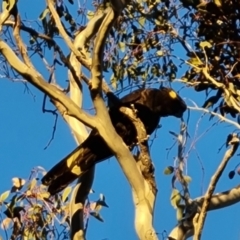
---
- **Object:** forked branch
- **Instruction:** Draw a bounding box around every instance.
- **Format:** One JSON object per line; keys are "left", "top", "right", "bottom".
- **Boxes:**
{"left": 193, "top": 133, "right": 239, "bottom": 240}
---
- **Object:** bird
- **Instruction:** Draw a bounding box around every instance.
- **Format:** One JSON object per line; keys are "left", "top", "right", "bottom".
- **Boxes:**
{"left": 42, "top": 87, "right": 187, "bottom": 195}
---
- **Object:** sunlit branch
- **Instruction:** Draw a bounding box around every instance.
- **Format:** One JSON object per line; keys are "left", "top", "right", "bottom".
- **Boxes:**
{"left": 0, "top": 40, "right": 96, "bottom": 129}
{"left": 194, "top": 134, "right": 239, "bottom": 240}
{"left": 46, "top": 0, "right": 90, "bottom": 69}
{"left": 188, "top": 106, "right": 240, "bottom": 129}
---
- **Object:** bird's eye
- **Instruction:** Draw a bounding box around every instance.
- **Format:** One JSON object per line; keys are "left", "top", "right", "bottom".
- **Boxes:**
{"left": 168, "top": 90, "right": 177, "bottom": 99}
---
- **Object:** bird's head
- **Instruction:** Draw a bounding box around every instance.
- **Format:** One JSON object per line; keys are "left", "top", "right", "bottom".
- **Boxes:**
{"left": 157, "top": 87, "right": 187, "bottom": 118}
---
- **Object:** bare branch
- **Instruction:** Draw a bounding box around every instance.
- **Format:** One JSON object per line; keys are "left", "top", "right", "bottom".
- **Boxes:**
{"left": 120, "top": 106, "right": 157, "bottom": 194}
{"left": 89, "top": 0, "right": 147, "bottom": 202}
{"left": 43, "top": 110, "right": 58, "bottom": 150}
{"left": 73, "top": 9, "right": 109, "bottom": 61}
{"left": 91, "top": 7, "right": 114, "bottom": 93}
{"left": 13, "top": 14, "right": 34, "bottom": 68}
{"left": 0, "top": 1, "right": 13, "bottom": 30}
{"left": 70, "top": 169, "right": 95, "bottom": 240}
{"left": 168, "top": 184, "right": 240, "bottom": 240}
{"left": 0, "top": 40, "right": 96, "bottom": 129}
{"left": 119, "top": 105, "right": 158, "bottom": 239}
{"left": 46, "top": 0, "right": 90, "bottom": 69}
{"left": 188, "top": 106, "right": 240, "bottom": 129}
{"left": 88, "top": 2, "right": 158, "bottom": 239}
{"left": 176, "top": 122, "right": 191, "bottom": 203}
{"left": 66, "top": 23, "right": 91, "bottom": 240}
{"left": 81, "top": 74, "right": 113, "bottom": 95}
{"left": 4, "top": 19, "right": 80, "bottom": 83}
{"left": 194, "top": 134, "right": 239, "bottom": 240}
{"left": 196, "top": 184, "right": 240, "bottom": 211}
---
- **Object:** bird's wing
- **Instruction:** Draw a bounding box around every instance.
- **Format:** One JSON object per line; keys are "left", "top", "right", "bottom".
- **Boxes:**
{"left": 120, "top": 88, "right": 145, "bottom": 105}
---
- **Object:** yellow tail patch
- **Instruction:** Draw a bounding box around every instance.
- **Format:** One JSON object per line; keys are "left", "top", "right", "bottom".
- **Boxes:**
{"left": 66, "top": 148, "right": 83, "bottom": 176}
{"left": 71, "top": 165, "right": 82, "bottom": 175}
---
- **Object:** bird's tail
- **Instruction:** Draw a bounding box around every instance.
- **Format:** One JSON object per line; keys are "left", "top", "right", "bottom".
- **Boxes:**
{"left": 42, "top": 145, "right": 94, "bottom": 195}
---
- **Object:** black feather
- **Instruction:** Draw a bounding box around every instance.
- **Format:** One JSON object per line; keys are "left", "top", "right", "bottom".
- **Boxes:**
{"left": 42, "top": 88, "right": 187, "bottom": 195}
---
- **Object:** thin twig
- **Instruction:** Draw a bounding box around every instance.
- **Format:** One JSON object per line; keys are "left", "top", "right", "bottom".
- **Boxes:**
{"left": 43, "top": 112, "right": 58, "bottom": 150}
{"left": 81, "top": 74, "right": 112, "bottom": 94}
{"left": 46, "top": 0, "right": 90, "bottom": 69}
{"left": 188, "top": 106, "right": 240, "bottom": 129}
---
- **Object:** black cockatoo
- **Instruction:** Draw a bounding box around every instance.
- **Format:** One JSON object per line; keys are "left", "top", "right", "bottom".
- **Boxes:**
{"left": 42, "top": 88, "right": 187, "bottom": 195}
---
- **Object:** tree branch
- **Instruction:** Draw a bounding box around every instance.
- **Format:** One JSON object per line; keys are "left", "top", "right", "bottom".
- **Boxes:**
{"left": 188, "top": 106, "right": 240, "bottom": 129}
{"left": 193, "top": 133, "right": 239, "bottom": 240}
{"left": 1, "top": 1, "right": 157, "bottom": 239}
{"left": 119, "top": 106, "right": 158, "bottom": 239}
{"left": 196, "top": 184, "right": 240, "bottom": 211}
{"left": 0, "top": 1, "right": 12, "bottom": 31}
{"left": 70, "top": 169, "right": 95, "bottom": 240}
{"left": 87, "top": 1, "right": 158, "bottom": 239}
{"left": 168, "top": 184, "right": 240, "bottom": 240}
{"left": 66, "top": 19, "right": 94, "bottom": 240}
{"left": 0, "top": 40, "right": 96, "bottom": 129}
{"left": 13, "top": 14, "right": 34, "bottom": 68}
{"left": 3, "top": 19, "right": 80, "bottom": 83}
{"left": 46, "top": 0, "right": 90, "bottom": 69}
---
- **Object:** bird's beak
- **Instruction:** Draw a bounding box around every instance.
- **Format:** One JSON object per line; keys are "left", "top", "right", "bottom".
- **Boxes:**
{"left": 175, "top": 111, "right": 184, "bottom": 118}
{"left": 175, "top": 105, "right": 187, "bottom": 118}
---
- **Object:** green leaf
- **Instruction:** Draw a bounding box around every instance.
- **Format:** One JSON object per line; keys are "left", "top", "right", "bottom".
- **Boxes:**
{"left": 183, "top": 175, "right": 192, "bottom": 183}
{"left": 39, "top": 8, "right": 49, "bottom": 21}
{"left": 95, "top": 194, "right": 109, "bottom": 210}
{"left": 90, "top": 212, "right": 104, "bottom": 222}
{"left": 200, "top": 41, "right": 212, "bottom": 49}
{"left": 170, "top": 72, "right": 176, "bottom": 80}
{"left": 86, "top": 11, "right": 94, "bottom": 20}
{"left": 89, "top": 189, "right": 95, "bottom": 194}
{"left": 62, "top": 186, "right": 72, "bottom": 202}
{"left": 118, "top": 42, "right": 126, "bottom": 52}
{"left": 45, "top": 214, "right": 52, "bottom": 224}
{"left": 164, "top": 166, "right": 174, "bottom": 175}
{"left": 23, "top": 228, "right": 35, "bottom": 239}
{"left": 110, "top": 74, "right": 117, "bottom": 89}
{"left": 202, "top": 96, "right": 220, "bottom": 108}
{"left": 188, "top": 57, "right": 203, "bottom": 67}
{"left": 228, "top": 170, "right": 235, "bottom": 179}
{"left": 28, "top": 178, "right": 37, "bottom": 190}
{"left": 1, "top": 217, "right": 12, "bottom": 230}
{"left": 170, "top": 188, "right": 181, "bottom": 209}
{"left": 169, "top": 130, "right": 178, "bottom": 138}
{"left": 139, "top": 17, "right": 146, "bottom": 27}
{"left": 176, "top": 205, "right": 185, "bottom": 221}
{"left": 39, "top": 192, "right": 50, "bottom": 201}
{"left": 0, "top": 190, "right": 10, "bottom": 202}
{"left": 94, "top": 203, "right": 102, "bottom": 212}
{"left": 12, "top": 177, "right": 26, "bottom": 190}
{"left": 156, "top": 50, "right": 164, "bottom": 57}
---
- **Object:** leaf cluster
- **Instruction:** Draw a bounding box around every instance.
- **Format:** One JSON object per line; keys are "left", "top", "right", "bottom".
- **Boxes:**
{"left": 182, "top": 0, "right": 240, "bottom": 118}
{"left": 0, "top": 167, "right": 108, "bottom": 240}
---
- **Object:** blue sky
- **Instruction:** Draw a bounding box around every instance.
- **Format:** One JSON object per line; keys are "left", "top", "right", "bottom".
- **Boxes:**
{"left": 0, "top": 0, "right": 240, "bottom": 239}
{"left": 1, "top": 78, "right": 240, "bottom": 240}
